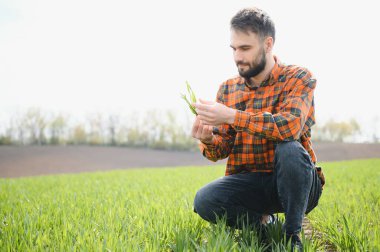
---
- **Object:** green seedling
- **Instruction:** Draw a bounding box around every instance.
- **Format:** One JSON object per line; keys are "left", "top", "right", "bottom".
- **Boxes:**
{"left": 181, "top": 81, "right": 198, "bottom": 115}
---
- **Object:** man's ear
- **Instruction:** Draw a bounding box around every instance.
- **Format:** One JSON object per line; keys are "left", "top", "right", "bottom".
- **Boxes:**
{"left": 265, "top": 37, "right": 274, "bottom": 53}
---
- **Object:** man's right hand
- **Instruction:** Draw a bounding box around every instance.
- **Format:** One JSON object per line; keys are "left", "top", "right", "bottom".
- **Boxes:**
{"left": 192, "top": 116, "right": 214, "bottom": 144}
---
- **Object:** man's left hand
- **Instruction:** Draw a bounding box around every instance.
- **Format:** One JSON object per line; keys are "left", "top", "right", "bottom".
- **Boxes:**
{"left": 193, "top": 99, "right": 236, "bottom": 126}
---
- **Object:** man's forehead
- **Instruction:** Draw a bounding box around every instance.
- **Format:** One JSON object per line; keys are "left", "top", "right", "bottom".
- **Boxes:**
{"left": 230, "top": 29, "right": 260, "bottom": 46}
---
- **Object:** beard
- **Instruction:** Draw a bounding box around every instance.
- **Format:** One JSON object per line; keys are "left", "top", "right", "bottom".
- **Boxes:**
{"left": 237, "top": 48, "right": 266, "bottom": 79}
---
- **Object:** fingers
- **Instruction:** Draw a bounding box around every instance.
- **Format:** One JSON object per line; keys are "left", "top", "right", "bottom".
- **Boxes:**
{"left": 201, "top": 125, "right": 213, "bottom": 140}
{"left": 198, "top": 115, "right": 213, "bottom": 125}
{"left": 193, "top": 102, "right": 213, "bottom": 122}
{"left": 199, "top": 98, "right": 215, "bottom": 105}
{"left": 196, "top": 120, "right": 204, "bottom": 137}
{"left": 197, "top": 122, "right": 213, "bottom": 143}
{"left": 193, "top": 102, "right": 212, "bottom": 112}
{"left": 195, "top": 108, "right": 214, "bottom": 125}
{"left": 191, "top": 116, "right": 213, "bottom": 141}
{"left": 191, "top": 116, "right": 201, "bottom": 137}
{"left": 196, "top": 109, "right": 212, "bottom": 118}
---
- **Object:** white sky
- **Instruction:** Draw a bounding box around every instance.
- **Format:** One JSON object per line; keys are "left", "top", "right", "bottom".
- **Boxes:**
{"left": 1, "top": 0, "right": 380, "bottom": 136}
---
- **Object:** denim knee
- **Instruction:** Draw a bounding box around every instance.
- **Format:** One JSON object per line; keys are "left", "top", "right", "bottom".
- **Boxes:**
{"left": 275, "top": 141, "right": 313, "bottom": 169}
{"left": 193, "top": 187, "right": 216, "bottom": 221}
{"left": 193, "top": 189, "right": 204, "bottom": 214}
{"left": 275, "top": 141, "right": 302, "bottom": 158}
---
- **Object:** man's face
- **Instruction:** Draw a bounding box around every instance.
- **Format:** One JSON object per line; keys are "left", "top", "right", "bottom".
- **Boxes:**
{"left": 230, "top": 29, "right": 266, "bottom": 79}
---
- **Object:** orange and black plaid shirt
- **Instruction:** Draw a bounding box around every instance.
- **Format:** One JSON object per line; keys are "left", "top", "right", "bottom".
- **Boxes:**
{"left": 199, "top": 56, "right": 317, "bottom": 176}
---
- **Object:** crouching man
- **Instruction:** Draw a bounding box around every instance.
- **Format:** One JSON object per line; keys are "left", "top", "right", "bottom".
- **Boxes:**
{"left": 191, "top": 7, "right": 325, "bottom": 251}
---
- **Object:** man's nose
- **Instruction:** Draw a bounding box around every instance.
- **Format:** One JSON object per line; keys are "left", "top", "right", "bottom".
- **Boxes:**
{"left": 234, "top": 51, "right": 243, "bottom": 63}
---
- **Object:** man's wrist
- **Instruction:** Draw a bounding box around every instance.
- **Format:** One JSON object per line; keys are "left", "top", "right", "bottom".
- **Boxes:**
{"left": 227, "top": 108, "right": 237, "bottom": 125}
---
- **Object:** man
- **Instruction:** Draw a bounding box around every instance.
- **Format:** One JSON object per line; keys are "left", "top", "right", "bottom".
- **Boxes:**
{"left": 191, "top": 7, "right": 325, "bottom": 250}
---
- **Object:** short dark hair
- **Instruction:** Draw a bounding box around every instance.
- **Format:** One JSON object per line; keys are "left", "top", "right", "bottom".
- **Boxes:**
{"left": 230, "top": 7, "right": 276, "bottom": 43}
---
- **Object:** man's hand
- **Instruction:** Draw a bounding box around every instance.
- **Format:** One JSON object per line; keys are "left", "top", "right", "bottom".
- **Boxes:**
{"left": 192, "top": 116, "right": 214, "bottom": 144}
{"left": 193, "top": 99, "right": 236, "bottom": 126}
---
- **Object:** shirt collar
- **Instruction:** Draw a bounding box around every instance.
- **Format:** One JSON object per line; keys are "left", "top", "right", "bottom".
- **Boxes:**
{"left": 242, "top": 55, "right": 282, "bottom": 88}
{"left": 267, "top": 55, "right": 281, "bottom": 85}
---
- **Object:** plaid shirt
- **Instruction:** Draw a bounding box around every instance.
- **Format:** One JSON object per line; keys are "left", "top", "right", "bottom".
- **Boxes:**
{"left": 199, "top": 56, "right": 318, "bottom": 176}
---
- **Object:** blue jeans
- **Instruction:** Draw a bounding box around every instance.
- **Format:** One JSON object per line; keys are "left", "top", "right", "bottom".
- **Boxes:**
{"left": 193, "top": 141, "right": 322, "bottom": 235}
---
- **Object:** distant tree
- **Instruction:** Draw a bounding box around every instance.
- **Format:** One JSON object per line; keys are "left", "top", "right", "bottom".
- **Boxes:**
{"left": 166, "top": 111, "right": 179, "bottom": 147}
{"left": 115, "top": 125, "right": 128, "bottom": 146}
{"left": 0, "top": 130, "right": 12, "bottom": 145}
{"left": 0, "top": 121, "right": 14, "bottom": 145}
{"left": 23, "top": 108, "right": 47, "bottom": 145}
{"left": 69, "top": 124, "right": 87, "bottom": 145}
{"left": 144, "top": 110, "right": 167, "bottom": 149}
{"left": 126, "top": 112, "right": 149, "bottom": 147}
{"left": 8, "top": 113, "right": 28, "bottom": 145}
{"left": 322, "top": 118, "right": 361, "bottom": 142}
{"left": 107, "top": 115, "right": 120, "bottom": 146}
{"left": 165, "top": 110, "right": 197, "bottom": 150}
{"left": 48, "top": 113, "right": 68, "bottom": 145}
{"left": 348, "top": 118, "right": 361, "bottom": 141}
{"left": 87, "top": 113, "right": 105, "bottom": 145}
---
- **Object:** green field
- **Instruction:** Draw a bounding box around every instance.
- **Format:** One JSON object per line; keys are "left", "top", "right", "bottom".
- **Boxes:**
{"left": 1, "top": 159, "right": 380, "bottom": 251}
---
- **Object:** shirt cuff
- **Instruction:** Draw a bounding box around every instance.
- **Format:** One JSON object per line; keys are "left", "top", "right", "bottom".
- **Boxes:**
{"left": 199, "top": 137, "right": 216, "bottom": 148}
{"left": 232, "top": 110, "right": 250, "bottom": 130}
{"left": 198, "top": 138, "right": 216, "bottom": 153}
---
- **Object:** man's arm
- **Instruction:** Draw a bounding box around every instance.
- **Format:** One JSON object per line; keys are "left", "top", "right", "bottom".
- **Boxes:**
{"left": 192, "top": 84, "right": 237, "bottom": 161}
{"left": 233, "top": 72, "right": 316, "bottom": 141}
{"left": 194, "top": 69, "right": 316, "bottom": 141}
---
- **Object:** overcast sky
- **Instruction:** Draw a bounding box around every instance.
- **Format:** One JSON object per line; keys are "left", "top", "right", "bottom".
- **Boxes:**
{"left": 1, "top": 0, "right": 379, "bottom": 136}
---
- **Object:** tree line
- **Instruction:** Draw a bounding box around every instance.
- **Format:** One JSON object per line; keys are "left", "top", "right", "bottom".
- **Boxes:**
{"left": 0, "top": 108, "right": 197, "bottom": 150}
{"left": 0, "top": 108, "right": 376, "bottom": 149}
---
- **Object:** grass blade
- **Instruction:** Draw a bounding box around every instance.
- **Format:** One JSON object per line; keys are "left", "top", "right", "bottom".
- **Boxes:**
{"left": 181, "top": 93, "right": 197, "bottom": 115}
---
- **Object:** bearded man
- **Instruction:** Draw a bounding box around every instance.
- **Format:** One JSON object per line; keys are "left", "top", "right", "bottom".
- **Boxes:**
{"left": 192, "top": 7, "right": 325, "bottom": 251}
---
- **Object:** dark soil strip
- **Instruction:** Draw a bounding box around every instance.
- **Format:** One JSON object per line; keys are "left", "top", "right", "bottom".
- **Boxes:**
{"left": 1, "top": 143, "right": 380, "bottom": 178}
